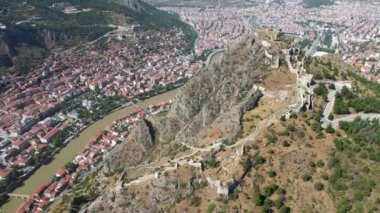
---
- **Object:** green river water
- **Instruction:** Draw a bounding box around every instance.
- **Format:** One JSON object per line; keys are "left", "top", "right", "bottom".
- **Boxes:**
{"left": 0, "top": 89, "right": 179, "bottom": 213}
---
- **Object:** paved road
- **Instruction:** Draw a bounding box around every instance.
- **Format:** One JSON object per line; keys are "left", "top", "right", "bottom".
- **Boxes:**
{"left": 320, "top": 81, "right": 351, "bottom": 123}
{"left": 61, "top": 25, "right": 131, "bottom": 54}
{"left": 316, "top": 80, "right": 380, "bottom": 129}
{"left": 322, "top": 113, "right": 380, "bottom": 128}
{"left": 306, "top": 34, "right": 321, "bottom": 57}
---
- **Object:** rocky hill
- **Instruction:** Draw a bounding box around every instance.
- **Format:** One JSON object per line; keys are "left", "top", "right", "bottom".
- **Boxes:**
{"left": 104, "top": 31, "right": 271, "bottom": 174}
{"left": 50, "top": 29, "right": 380, "bottom": 213}
{"left": 48, "top": 29, "right": 287, "bottom": 212}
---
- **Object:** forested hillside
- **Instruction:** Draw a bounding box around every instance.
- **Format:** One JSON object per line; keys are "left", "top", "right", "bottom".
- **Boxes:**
{"left": 0, "top": 0, "right": 196, "bottom": 74}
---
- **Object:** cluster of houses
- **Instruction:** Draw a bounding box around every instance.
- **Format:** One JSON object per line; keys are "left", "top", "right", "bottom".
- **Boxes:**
{"left": 0, "top": 117, "right": 69, "bottom": 178}
{"left": 344, "top": 52, "right": 380, "bottom": 83}
{"left": 250, "top": 0, "right": 380, "bottom": 82}
{"left": 0, "top": 28, "right": 198, "bottom": 136}
{"left": 0, "top": 28, "right": 201, "bottom": 187}
{"left": 16, "top": 101, "right": 172, "bottom": 213}
{"left": 164, "top": 7, "right": 251, "bottom": 56}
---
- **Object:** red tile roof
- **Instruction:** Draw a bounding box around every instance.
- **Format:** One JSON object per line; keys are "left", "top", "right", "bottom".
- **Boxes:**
{"left": 0, "top": 169, "right": 11, "bottom": 178}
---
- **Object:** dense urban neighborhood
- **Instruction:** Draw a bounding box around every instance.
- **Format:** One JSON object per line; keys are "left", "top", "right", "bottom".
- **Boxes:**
{"left": 163, "top": 0, "right": 379, "bottom": 81}
{"left": 16, "top": 101, "right": 172, "bottom": 213}
{"left": 164, "top": 7, "right": 251, "bottom": 56}
{"left": 0, "top": 27, "right": 201, "bottom": 200}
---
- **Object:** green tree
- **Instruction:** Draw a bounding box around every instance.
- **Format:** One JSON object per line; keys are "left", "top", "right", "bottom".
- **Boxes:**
{"left": 279, "top": 206, "right": 291, "bottom": 213}
{"left": 276, "top": 187, "right": 286, "bottom": 195}
{"left": 268, "top": 170, "right": 277, "bottom": 177}
{"left": 334, "top": 96, "right": 350, "bottom": 115}
{"left": 253, "top": 191, "right": 265, "bottom": 206}
{"left": 207, "top": 202, "right": 216, "bottom": 213}
{"left": 266, "top": 132, "right": 278, "bottom": 143}
{"left": 302, "top": 174, "right": 312, "bottom": 181}
{"left": 264, "top": 183, "right": 279, "bottom": 197}
{"left": 314, "top": 84, "right": 328, "bottom": 96}
{"left": 316, "top": 160, "right": 325, "bottom": 167}
{"left": 326, "top": 123, "right": 335, "bottom": 134}
{"left": 190, "top": 196, "right": 201, "bottom": 207}
{"left": 282, "top": 140, "right": 290, "bottom": 147}
{"left": 287, "top": 124, "right": 296, "bottom": 132}
{"left": 241, "top": 156, "right": 252, "bottom": 172}
{"left": 328, "top": 83, "right": 336, "bottom": 90}
{"left": 314, "top": 182, "right": 324, "bottom": 191}
{"left": 254, "top": 155, "right": 266, "bottom": 165}
{"left": 65, "top": 162, "right": 77, "bottom": 171}
{"left": 275, "top": 199, "right": 284, "bottom": 209}
{"left": 207, "top": 154, "right": 219, "bottom": 168}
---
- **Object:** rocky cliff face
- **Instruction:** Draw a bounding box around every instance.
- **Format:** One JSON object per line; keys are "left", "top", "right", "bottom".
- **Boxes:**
{"left": 69, "top": 32, "right": 282, "bottom": 213}
{"left": 104, "top": 119, "right": 157, "bottom": 173}
{"left": 135, "top": 119, "right": 156, "bottom": 152}
{"left": 154, "top": 40, "right": 266, "bottom": 147}
{"left": 103, "top": 35, "right": 268, "bottom": 173}
{"left": 0, "top": 28, "right": 75, "bottom": 73}
{"left": 39, "top": 29, "right": 70, "bottom": 45}
{"left": 103, "top": 37, "right": 267, "bottom": 173}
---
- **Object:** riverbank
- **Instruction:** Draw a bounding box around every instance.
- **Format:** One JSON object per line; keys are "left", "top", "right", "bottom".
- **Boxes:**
{"left": 0, "top": 88, "right": 180, "bottom": 213}
{"left": 0, "top": 80, "right": 185, "bottom": 200}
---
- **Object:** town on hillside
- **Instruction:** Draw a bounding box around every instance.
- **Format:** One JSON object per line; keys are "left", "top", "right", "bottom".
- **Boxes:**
{"left": 0, "top": 27, "right": 201, "bottom": 199}
{"left": 16, "top": 101, "right": 172, "bottom": 213}
{"left": 0, "top": 0, "right": 379, "bottom": 212}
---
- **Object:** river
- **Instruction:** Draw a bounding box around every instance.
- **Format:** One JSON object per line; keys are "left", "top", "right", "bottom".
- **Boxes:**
{"left": 0, "top": 88, "right": 179, "bottom": 213}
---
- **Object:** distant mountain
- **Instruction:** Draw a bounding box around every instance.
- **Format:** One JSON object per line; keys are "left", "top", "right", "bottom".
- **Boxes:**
{"left": 0, "top": 0, "right": 195, "bottom": 75}
{"left": 144, "top": 0, "right": 258, "bottom": 7}
{"left": 117, "top": 0, "right": 143, "bottom": 10}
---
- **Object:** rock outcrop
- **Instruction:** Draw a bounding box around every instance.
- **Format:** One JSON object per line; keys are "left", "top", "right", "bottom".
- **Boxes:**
{"left": 105, "top": 119, "right": 156, "bottom": 172}
{"left": 135, "top": 119, "right": 156, "bottom": 152}
{"left": 105, "top": 33, "right": 270, "bottom": 174}
{"left": 84, "top": 32, "right": 280, "bottom": 212}
{"left": 154, "top": 40, "right": 266, "bottom": 147}
{"left": 0, "top": 27, "right": 81, "bottom": 72}
{"left": 89, "top": 166, "right": 200, "bottom": 213}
